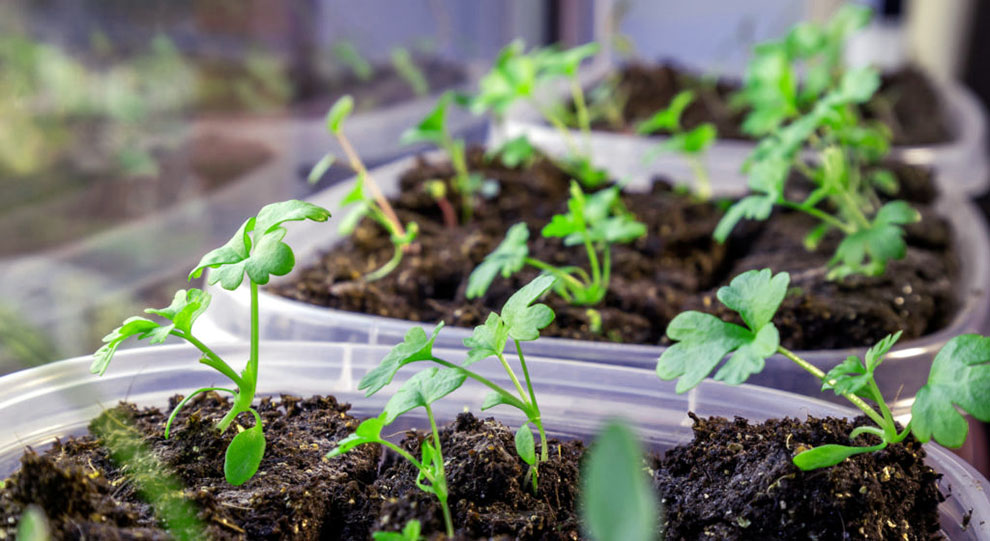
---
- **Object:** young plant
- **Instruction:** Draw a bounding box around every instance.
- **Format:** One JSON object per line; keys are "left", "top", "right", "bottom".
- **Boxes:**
{"left": 332, "top": 40, "right": 374, "bottom": 81}
{"left": 328, "top": 368, "right": 463, "bottom": 537}
{"left": 714, "top": 67, "right": 917, "bottom": 279}
{"left": 91, "top": 200, "right": 331, "bottom": 486}
{"left": 657, "top": 268, "right": 990, "bottom": 470}
{"left": 391, "top": 47, "right": 430, "bottom": 97}
{"left": 471, "top": 40, "right": 608, "bottom": 188}
{"left": 485, "top": 134, "right": 537, "bottom": 170}
{"left": 466, "top": 182, "right": 646, "bottom": 306}
{"left": 311, "top": 95, "right": 418, "bottom": 281}
{"left": 636, "top": 90, "right": 717, "bottom": 200}
{"left": 581, "top": 420, "right": 660, "bottom": 541}
{"left": 359, "top": 275, "right": 558, "bottom": 494}
{"left": 373, "top": 520, "right": 423, "bottom": 541}
{"left": 401, "top": 91, "right": 482, "bottom": 223}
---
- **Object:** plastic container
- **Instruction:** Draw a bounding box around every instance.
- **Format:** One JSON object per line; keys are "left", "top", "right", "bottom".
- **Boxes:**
{"left": 200, "top": 153, "right": 990, "bottom": 414}
{"left": 0, "top": 342, "right": 986, "bottom": 538}
{"left": 489, "top": 70, "right": 989, "bottom": 197}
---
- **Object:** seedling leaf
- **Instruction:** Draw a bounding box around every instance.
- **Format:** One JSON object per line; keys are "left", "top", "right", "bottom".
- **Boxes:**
{"left": 793, "top": 442, "right": 883, "bottom": 470}
{"left": 501, "top": 274, "right": 556, "bottom": 341}
{"left": 326, "top": 95, "right": 354, "bottom": 133}
{"left": 716, "top": 268, "right": 789, "bottom": 331}
{"left": 383, "top": 367, "right": 467, "bottom": 424}
{"left": 466, "top": 223, "right": 530, "bottom": 299}
{"left": 515, "top": 424, "right": 536, "bottom": 466}
{"left": 464, "top": 313, "right": 510, "bottom": 365}
{"left": 636, "top": 90, "right": 694, "bottom": 134}
{"left": 912, "top": 334, "right": 990, "bottom": 447}
{"left": 92, "top": 317, "right": 169, "bottom": 375}
{"left": 224, "top": 417, "right": 265, "bottom": 486}
{"left": 308, "top": 153, "right": 336, "bottom": 184}
{"left": 359, "top": 324, "right": 446, "bottom": 396}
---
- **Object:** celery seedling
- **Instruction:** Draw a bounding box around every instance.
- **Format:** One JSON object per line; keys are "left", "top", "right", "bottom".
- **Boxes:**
{"left": 636, "top": 90, "right": 717, "bottom": 199}
{"left": 391, "top": 47, "right": 429, "bottom": 96}
{"left": 91, "top": 200, "right": 331, "bottom": 486}
{"left": 657, "top": 268, "right": 990, "bottom": 470}
{"left": 471, "top": 40, "right": 608, "bottom": 188}
{"left": 359, "top": 275, "right": 558, "bottom": 494}
{"left": 311, "top": 96, "right": 418, "bottom": 281}
{"left": 329, "top": 368, "right": 463, "bottom": 537}
{"left": 401, "top": 91, "right": 482, "bottom": 222}
{"left": 466, "top": 182, "right": 646, "bottom": 306}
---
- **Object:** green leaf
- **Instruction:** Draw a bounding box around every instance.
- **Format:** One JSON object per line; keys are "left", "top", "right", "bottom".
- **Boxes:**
{"left": 663, "top": 123, "right": 717, "bottom": 155}
{"left": 481, "top": 390, "right": 512, "bottom": 411}
{"left": 793, "top": 442, "right": 883, "bottom": 471}
{"left": 372, "top": 520, "right": 423, "bottom": 541}
{"left": 464, "top": 313, "right": 510, "bottom": 365}
{"left": 714, "top": 323, "right": 779, "bottom": 385}
{"left": 821, "top": 355, "right": 870, "bottom": 396}
{"left": 487, "top": 135, "right": 536, "bottom": 168}
{"left": 715, "top": 269, "right": 790, "bottom": 331}
{"left": 325, "top": 95, "right": 354, "bottom": 133}
{"left": 864, "top": 331, "right": 902, "bottom": 371}
{"left": 837, "top": 67, "right": 880, "bottom": 104}
{"left": 16, "top": 505, "right": 51, "bottom": 541}
{"left": 308, "top": 153, "right": 336, "bottom": 184}
{"left": 874, "top": 200, "right": 920, "bottom": 226}
{"left": 224, "top": 417, "right": 265, "bottom": 486}
{"left": 636, "top": 90, "right": 695, "bottom": 134}
{"left": 657, "top": 312, "right": 754, "bottom": 393}
{"left": 581, "top": 420, "right": 658, "bottom": 541}
{"left": 869, "top": 169, "right": 899, "bottom": 195}
{"left": 144, "top": 289, "right": 211, "bottom": 335}
{"left": 383, "top": 367, "right": 467, "bottom": 424}
{"left": 466, "top": 222, "right": 531, "bottom": 299}
{"left": 538, "top": 41, "right": 600, "bottom": 77}
{"left": 713, "top": 195, "right": 775, "bottom": 243}
{"left": 515, "top": 424, "right": 536, "bottom": 466}
{"left": 827, "top": 4, "right": 873, "bottom": 42}
{"left": 785, "top": 22, "right": 825, "bottom": 57}
{"left": 327, "top": 413, "right": 388, "bottom": 458}
{"left": 828, "top": 203, "right": 916, "bottom": 279}
{"left": 501, "top": 274, "right": 556, "bottom": 341}
{"left": 359, "top": 324, "right": 446, "bottom": 396}
{"left": 912, "top": 334, "right": 990, "bottom": 447}
{"left": 92, "top": 316, "right": 168, "bottom": 376}
{"left": 560, "top": 155, "right": 609, "bottom": 188}
{"left": 400, "top": 92, "right": 451, "bottom": 146}
{"left": 188, "top": 200, "right": 331, "bottom": 290}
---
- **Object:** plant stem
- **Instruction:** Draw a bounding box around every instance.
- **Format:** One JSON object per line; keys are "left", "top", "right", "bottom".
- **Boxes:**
{"left": 569, "top": 76, "right": 591, "bottom": 146}
{"left": 447, "top": 139, "right": 473, "bottom": 223}
{"left": 365, "top": 243, "right": 403, "bottom": 282}
{"left": 427, "top": 357, "right": 529, "bottom": 412}
{"left": 523, "top": 258, "right": 586, "bottom": 292}
{"left": 778, "top": 200, "right": 854, "bottom": 235}
{"left": 495, "top": 352, "right": 529, "bottom": 402}
{"left": 777, "top": 346, "right": 886, "bottom": 427}
{"left": 380, "top": 440, "right": 426, "bottom": 472}
{"left": 336, "top": 131, "right": 406, "bottom": 238}
{"left": 218, "top": 281, "right": 260, "bottom": 432}
{"left": 515, "top": 341, "right": 548, "bottom": 463}
{"left": 688, "top": 155, "right": 712, "bottom": 201}
{"left": 537, "top": 104, "right": 581, "bottom": 157}
{"left": 178, "top": 332, "right": 243, "bottom": 387}
{"left": 426, "top": 404, "right": 454, "bottom": 538}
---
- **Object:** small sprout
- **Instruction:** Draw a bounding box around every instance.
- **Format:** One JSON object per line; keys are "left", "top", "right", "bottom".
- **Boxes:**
{"left": 94, "top": 200, "right": 330, "bottom": 486}
{"left": 402, "top": 91, "right": 483, "bottom": 222}
{"left": 332, "top": 41, "right": 373, "bottom": 81}
{"left": 658, "top": 268, "right": 990, "bottom": 471}
{"left": 581, "top": 420, "right": 660, "bottom": 541}
{"left": 16, "top": 505, "right": 50, "bottom": 541}
{"left": 637, "top": 90, "right": 717, "bottom": 199}
{"left": 373, "top": 520, "right": 423, "bottom": 541}
{"left": 314, "top": 96, "right": 418, "bottom": 281}
{"left": 390, "top": 47, "right": 429, "bottom": 96}
{"left": 467, "top": 182, "right": 646, "bottom": 306}
{"left": 359, "top": 276, "right": 557, "bottom": 495}
{"left": 486, "top": 134, "right": 537, "bottom": 169}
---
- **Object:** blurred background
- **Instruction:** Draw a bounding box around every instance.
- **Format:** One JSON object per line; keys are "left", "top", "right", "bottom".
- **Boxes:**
{"left": 0, "top": 0, "right": 986, "bottom": 373}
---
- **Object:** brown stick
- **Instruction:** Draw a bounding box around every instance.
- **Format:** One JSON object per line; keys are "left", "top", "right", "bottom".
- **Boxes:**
{"left": 335, "top": 132, "right": 406, "bottom": 238}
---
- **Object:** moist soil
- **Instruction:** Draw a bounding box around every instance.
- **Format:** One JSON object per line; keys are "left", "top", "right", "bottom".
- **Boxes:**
{"left": 0, "top": 393, "right": 949, "bottom": 540}
{"left": 272, "top": 149, "right": 957, "bottom": 350}
{"left": 588, "top": 63, "right": 954, "bottom": 146}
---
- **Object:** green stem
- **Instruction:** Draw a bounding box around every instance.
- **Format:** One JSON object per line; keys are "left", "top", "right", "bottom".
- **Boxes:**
{"left": 537, "top": 103, "right": 581, "bottom": 157}
{"left": 426, "top": 404, "right": 454, "bottom": 538}
{"left": 515, "top": 340, "right": 548, "bottom": 463}
{"left": 365, "top": 243, "right": 403, "bottom": 282}
{"left": 164, "top": 387, "right": 235, "bottom": 438}
{"left": 175, "top": 332, "right": 243, "bottom": 388}
{"left": 776, "top": 346, "right": 886, "bottom": 428}
{"left": 427, "top": 357, "right": 529, "bottom": 412}
{"left": 218, "top": 281, "right": 260, "bottom": 432}
{"left": 495, "top": 352, "right": 529, "bottom": 402}
{"left": 446, "top": 137, "right": 473, "bottom": 223}
{"left": 380, "top": 440, "right": 426, "bottom": 473}
{"left": 837, "top": 187, "right": 873, "bottom": 231}
{"left": 582, "top": 235, "right": 602, "bottom": 290}
{"left": 570, "top": 76, "right": 591, "bottom": 146}
{"left": 867, "top": 380, "right": 898, "bottom": 441}
{"left": 688, "top": 155, "right": 712, "bottom": 201}
{"left": 524, "top": 258, "right": 586, "bottom": 291}
{"left": 778, "top": 200, "right": 854, "bottom": 235}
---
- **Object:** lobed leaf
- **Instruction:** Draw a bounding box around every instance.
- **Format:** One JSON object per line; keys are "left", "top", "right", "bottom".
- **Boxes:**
{"left": 636, "top": 90, "right": 694, "bottom": 134}
{"left": 383, "top": 367, "right": 467, "bottom": 424}
{"left": 326, "top": 413, "right": 388, "bottom": 458}
{"left": 359, "top": 324, "right": 446, "bottom": 397}
{"left": 464, "top": 313, "right": 510, "bottom": 365}
{"left": 912, "top": 334, "right": 990, "bottom": 447}
{"left": 487, "top": 134, "right": 536, "bottom": 168}
{"left": 92, "top": 317, "right": 170, "bottom": 376}
{"left": 466, "top": 222, "right": 530, "bottom": 299}
{"left": 501, "top": 274, "right": 556, "bottom": 341}
{"left": 144, "top": 288, "right": 211, "bottom": 336}
{"left": 716, "top": 268, "right": 790, "bottom": 331}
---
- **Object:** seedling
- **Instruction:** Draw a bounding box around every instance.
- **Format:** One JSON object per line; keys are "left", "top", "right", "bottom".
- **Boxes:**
{"left": 485, "top": 134, "right": 537, "bottom": 170}
{"left": 16, "top": 506, "right": 49, "bottom": 541}
{"left": 714, "top": 67, "right": 917, "bottom": 279}
{"left": 373, "top": 520, "right": 423, "bottom": 541}
{"left": 636, "top": 90, "right": 717, "bottom": 200}
{"left": 401, "top": 91, "right": 482, "bottom": 222}
{"left": 466, "top": 182, "right": 646, "bottom": 306}
{"left": 471, "top": 40, "right": 608, "bottom": 188}
{"left": 91, "top": 200, "right": 331, "bottom": 485}
{"left": 391, "top": 47, "right": 430, "bottom": 97}
{"left": 581, "top": 420, "right": 660, "bottom": 541}
{"left": 358, "top": 275, "right": 558, "bottom": 494}
{"left": 310, "top": 96, "right": 418, "bottom": 281}
{"left": 328, "top": 368, "right": 462, "bottom": 537}
{"left": 332, "top": 41, "right": 373, "bottom": 81}
{"left": 657, "top": 268, "right": 990, "bottom": 470}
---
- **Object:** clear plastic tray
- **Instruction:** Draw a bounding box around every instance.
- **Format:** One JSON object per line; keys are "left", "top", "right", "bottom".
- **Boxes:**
{"left": 491, "top": 68, "right": 989, "bottom": 196}
{"left": 0, "top": 342, "right": 985, "bottom": 539}
{"left": 200, "top": 153, "right": 990, "bottom": 414}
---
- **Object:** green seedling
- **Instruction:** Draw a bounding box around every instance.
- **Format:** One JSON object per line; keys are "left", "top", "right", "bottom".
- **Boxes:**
{"left": 471, "top": 40, "right": 608, "bottom": 188}
{"left": 486, "top": 134, "right": 537, "bottom": 169}
{"left": 637, "top": 90, "right": 717, "bottom": 200}
{"left": 91, "top": 200, "right": 331, "bottom": 486}
{"left": 16, "top": 506, "right": 49, "bottom": 541}
{"left": 391, "top": 47, "right": 430, "bottom": 96}
{"left": 467, "top": 182, "right": 646, "bottom": 306}
{"left": 401, "top": 91, "right": 482, "bottom": 223}
{"left": 332, "top": 41, "right": 374, "bottom": 81}
{"left": 373, "top": 520, "right": 423, "bottom": 541}
{"left": 715, "top": 67, "right": 916, "bottom": 279}
{"left": 311, "top": 96, "right": 418, "bottom": 281}
{"left": 657, "top": 268, "right": 990, "bottom": 470}
{"left": 359, "top": 275, "right": 558, "bottom": 494}
{"left": 581, "top": 420, "right": 660, "bottom": 541}
{"left": 329, "top": 368, "right": 462, "bottom": 537}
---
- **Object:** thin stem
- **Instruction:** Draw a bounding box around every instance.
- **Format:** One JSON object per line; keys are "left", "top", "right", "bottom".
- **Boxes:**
{"left": 569, "top": 76, "right": 591, "bottom": 147}
{"left": 849, "top": 425, "right": 885, "bottom": 441}
{"left": 218, "top": 282, "right": 260, "bottom": 432}
{"left": 778, "top": 200, "right": 854, "bottom": 235}
{"left": 164, "top": 387, "right": 235, "bottom": 439}
{"left": 836, "top": 187, "right": 873, "bottom": 231}
{"left": 336, "top": 131, "right": 406, "bottom": 238}
{"left": 777, "top": 346, "right": 886, "bottom": 427}
{"left": 380, "top": 440, "right": 426, "bottom": 473}
{"left": 867, "top": 379, "right": 898, "bottom": 441}
{"left": 425, "top": 404, "right": 454, "bottom": 538}
{"left": 176, "top": 332, "right": 243, "bottom": 388}
{"left": 536, "top": 103, "right": 581, "bottom": 157}
{"left": 427, "top": 357, "right": 529, "bottom": 412}
{"left": 446, "top": 138, "right": 473, "bottom": 223}
{"left": 516, "top": 340, "right": 548, "bottom": 463}
{"left": 365, "top": 243, "right": 403, "bottom": 282}
{"left": 495, "top": 352, "right": 530, "bottom": 402}
{"left": 524, "top": 258, "right": 586, "bottom": 291}
{"left": 688, "top": 155, "right": 712, "bottom": 201}
{"left": 583, "top": 234, "right": 602, "bottom": 289}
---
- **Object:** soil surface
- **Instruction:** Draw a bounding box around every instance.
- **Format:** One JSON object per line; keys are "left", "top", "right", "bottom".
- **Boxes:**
{"left": 588, "top": 63, "right": 954, "bottom": 146}
{"left": 0, "top": 393, "right": 948, "bottom": 540}
{"left": 273, "top": 149, "right": 958, "bottom": 350}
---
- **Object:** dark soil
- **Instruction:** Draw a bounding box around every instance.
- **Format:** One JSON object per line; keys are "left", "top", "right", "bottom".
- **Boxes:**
{"left": 656, "top": 414, "right": 944, "bottom": 540}
{"left": 272, "top": 149, "right": 958, "bottom": 350}
{"left": 589, "top": 63, "right": 954, "bottom": 146}
{"left": 0, "top": 395, "right": 947, "bottom": 540}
